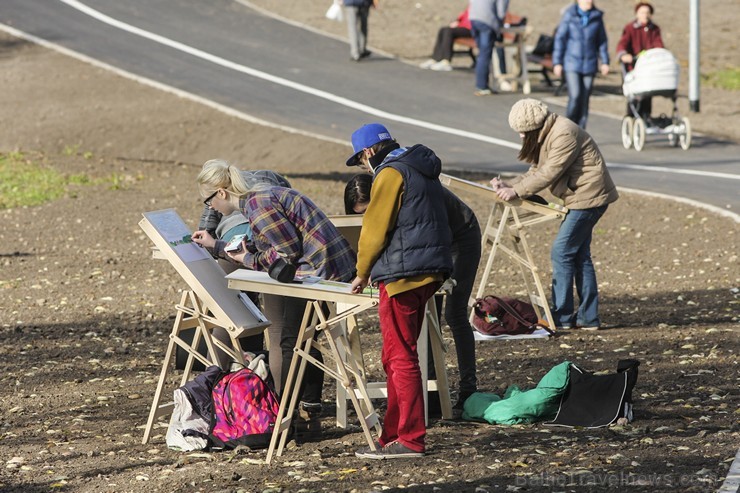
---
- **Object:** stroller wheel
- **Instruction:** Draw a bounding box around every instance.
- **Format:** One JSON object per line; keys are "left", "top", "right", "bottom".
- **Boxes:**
{"left": 633, "top": 118, "right": 647, "bottom": 152}
{"left": 621, "top": 116, "right": 634, "bottom": 149}
{"left": 679, "top": 117, "right": 692, "bottom": 150}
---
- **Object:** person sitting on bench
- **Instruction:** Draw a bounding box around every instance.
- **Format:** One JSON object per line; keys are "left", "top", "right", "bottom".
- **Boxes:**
{"left": 419, "top": 5, "right": 472, "bottom": 72}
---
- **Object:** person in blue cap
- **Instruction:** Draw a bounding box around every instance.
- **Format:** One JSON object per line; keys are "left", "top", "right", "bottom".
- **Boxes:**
{"left": 343, "top": 172, "right": 481, "bottom": 419}
{"left": 347, "top": 123, "right": 452, "bottom": 460}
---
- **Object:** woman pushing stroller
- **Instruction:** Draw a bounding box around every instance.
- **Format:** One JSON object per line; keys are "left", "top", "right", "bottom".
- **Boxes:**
{"left": 616, "top": 2, "right": 664, "bottom": 120}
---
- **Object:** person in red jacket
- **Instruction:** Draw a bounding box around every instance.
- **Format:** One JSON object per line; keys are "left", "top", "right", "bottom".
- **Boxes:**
{"left": 616, "top": 2, "right": 664, "bottom": 118}
{"left": 419, "top": 6, "right": 472, "bottom": 72}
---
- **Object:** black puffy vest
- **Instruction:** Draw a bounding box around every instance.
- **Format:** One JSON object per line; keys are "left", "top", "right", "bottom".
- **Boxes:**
{"left": 370, "top": 145, "right": 453, "bottom": 284}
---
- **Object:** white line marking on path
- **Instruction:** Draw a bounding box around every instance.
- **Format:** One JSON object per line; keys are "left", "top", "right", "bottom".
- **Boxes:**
{"left": 0, "top": 23, "right": 347, "bottom": 146}
{"left": 609, "top": 162, "right": 740, "bottom": 180}
{"left": 14, "top": 1, "right": 740, "bottom": 184}
{"left": 1, "top": 22, "right": 737, "bottom": 224}
{"left": 619, "top": 187, "right": 739, "bottom": 223}
{"left": 54, "top": 0, "right": 737, "bottom": 182}
{"left": 56, "top": 0, "right": 520, "bottom": 150}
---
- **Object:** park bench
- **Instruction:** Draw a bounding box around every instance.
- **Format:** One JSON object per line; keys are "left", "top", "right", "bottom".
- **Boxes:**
{"left": 526, "top": 53, "right": 566, "bottom": 95}
{"left": 452, "top": 13, "right": 527, "bottom": 69}
{"left": 452, "top": 36, "right": 477, "bottom": 67}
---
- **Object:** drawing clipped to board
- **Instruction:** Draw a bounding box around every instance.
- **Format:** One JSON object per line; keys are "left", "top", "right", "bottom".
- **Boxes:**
{"left": 146, "top": 209, "right": 211, "bottom": 264}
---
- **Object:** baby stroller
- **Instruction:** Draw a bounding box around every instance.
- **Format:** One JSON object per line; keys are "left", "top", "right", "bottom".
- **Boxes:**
{"left": 621, "top": 48, "right": 691, "bottom": 151}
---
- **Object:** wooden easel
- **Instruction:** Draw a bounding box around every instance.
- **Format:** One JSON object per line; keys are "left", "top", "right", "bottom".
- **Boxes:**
{"left": 225, "top": 269, "right": 385, "bottom": 464}
{"left": 439, "top": 174, "right": 567, "bottom": 331}
{"left": 139, "top": 210, "right": 269, "bottom": 444}
{"left": 328, "top": 215, "right": 453, "bottom": 426}
{"left": 334, "top": 296, "right": 452, "bottom": 427}
{"left": 270, "top": 299, "right": 382, "bottom": 463}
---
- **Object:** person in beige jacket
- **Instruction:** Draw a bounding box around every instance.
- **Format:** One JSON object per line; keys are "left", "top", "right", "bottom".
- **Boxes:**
{"left": 491, "top": 98, "right": 618, "bottom": 330}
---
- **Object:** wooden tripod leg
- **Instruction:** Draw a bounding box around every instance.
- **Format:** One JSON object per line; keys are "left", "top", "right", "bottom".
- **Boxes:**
{"left": 510, "top": 219, "right": 556, "bottom": 331}
{"left": 142, "top": 291, "right": 189, "bottom": 444}
{"left": 334, "top": 303, "right": 368, "bottom": 428}
{"left": 266, "top": 302, "right": 317, "bottom": 464}
{"left": 324, "top": 323, "right": 381, "bottom": 447}
{"left": 470, "top": 204, "right": 510, "bottom": 323}
{"left": 427, "top": 298, "right": 452, "bottom": 419}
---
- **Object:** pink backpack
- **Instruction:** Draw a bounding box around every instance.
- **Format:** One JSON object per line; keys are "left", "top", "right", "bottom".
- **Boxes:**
{"left": 209, "top": 368, "right": 280, "bottom": 449}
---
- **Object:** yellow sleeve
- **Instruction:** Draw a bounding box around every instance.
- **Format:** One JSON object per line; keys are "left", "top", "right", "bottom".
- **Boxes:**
{"left": 355, "top": 168, "right": 404, "bottom": 279}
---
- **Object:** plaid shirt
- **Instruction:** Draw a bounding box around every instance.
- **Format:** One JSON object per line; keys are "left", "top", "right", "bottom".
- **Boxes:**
{"left": 238, "top": 187, "right": 356, "bottom": 281}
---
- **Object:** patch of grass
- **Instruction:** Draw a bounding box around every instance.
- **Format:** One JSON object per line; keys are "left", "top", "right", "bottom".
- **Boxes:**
{"left": 0, "top": 152, "right": 90, "bottom": 209}
{"left": 703, "top": 67, "right": 740, "bottom": 91}
{"left": 62, "top": 143, "right": 80, "bottom": 156}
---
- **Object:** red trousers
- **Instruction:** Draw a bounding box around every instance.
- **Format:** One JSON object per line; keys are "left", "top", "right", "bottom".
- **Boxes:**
{"left": 378, "top": 281, "right": 438, "bottom": 453}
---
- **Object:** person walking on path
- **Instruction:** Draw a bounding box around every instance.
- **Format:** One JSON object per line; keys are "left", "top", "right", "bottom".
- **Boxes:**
{"left": 552, "top": 0, "right": 609, "bottom": 128}
{"left": 343, "top": 173, "right": 480, "bottom": 415}
{"left": 469, "top": 0, "right": 509, "bottom": 95}
{"left": 491, "top": 99, "right": 618, "bottom": 331}
{"left": 347, "top": 123, "right": 452, "bottom": 459}
{"left": 344, "top": 0, "right": 378, "bottom": 61}
{"left": 419, "top": 6, "right": 472, "bottom": 72}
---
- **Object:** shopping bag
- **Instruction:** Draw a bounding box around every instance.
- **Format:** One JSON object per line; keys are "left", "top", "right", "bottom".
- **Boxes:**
{"left": 325, "top": 1, "right": 343, "bottom": 22}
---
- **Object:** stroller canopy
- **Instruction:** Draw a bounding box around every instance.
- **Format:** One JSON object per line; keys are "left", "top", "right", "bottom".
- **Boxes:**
{"left": 623, "top": 48, "right": 680, "bottom": 98}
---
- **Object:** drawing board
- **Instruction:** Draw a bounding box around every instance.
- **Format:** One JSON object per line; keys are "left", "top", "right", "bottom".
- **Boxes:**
{"left": 439, "top": 174, "right": 567, "bottom": 335}
{"left": 328, "top": 214, "right": 363, "bottom": 254}
{"left": 140, "top": 209, "right": 267, "bottom": 335}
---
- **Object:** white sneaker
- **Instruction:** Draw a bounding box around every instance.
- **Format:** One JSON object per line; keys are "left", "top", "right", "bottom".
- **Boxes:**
{"left": 498, "top": 79, "right": 513, "bottom": 92}
{"left": 430, "top": 60, "right": 453, "bottom": 72}
{"left": 419, "top": 59, "right": 436, "bottom": 69}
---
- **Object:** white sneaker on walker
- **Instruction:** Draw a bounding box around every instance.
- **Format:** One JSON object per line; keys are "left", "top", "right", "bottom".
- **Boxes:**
{"left": 419, "top": 59, "right": 436, "bottom": 69}
{"left": 498, "top": 79, "right": 513, "bottom": 92}
{"left": 430, "top": 60, "right": 453, "bottom": 71}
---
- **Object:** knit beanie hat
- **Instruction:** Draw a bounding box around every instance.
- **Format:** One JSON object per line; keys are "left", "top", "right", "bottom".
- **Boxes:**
{"left": 508, "top": 99, "right": 549, "bottom": 133}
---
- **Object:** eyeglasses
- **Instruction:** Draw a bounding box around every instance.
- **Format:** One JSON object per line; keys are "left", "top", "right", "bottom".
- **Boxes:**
{"left": 203, "top": 190, "right": 219, "bottom": 207}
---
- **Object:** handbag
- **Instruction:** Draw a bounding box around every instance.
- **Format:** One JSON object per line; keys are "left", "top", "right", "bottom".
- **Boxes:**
{"left": 547, "top": 360, "right": 640, "bottom": 428}
{"left": 267, "top": 256, "right": 297, "bottom": 283}
{"left": 472, "top": 295, "right": 549, "bottom": 336}
{"left": 325, "top": 0, "right": 343, "bottom": 22}
{"left": 531, "top": 34, "right": 554, "bottom": 56}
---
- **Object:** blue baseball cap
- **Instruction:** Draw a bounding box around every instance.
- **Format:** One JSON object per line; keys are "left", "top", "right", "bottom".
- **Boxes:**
{"left": 346, "top": 123, "right": 393, "bottom": 166}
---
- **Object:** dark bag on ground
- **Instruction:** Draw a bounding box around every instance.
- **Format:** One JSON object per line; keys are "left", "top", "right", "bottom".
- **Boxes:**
{"left": 532, "top": 34, "right": 554, "bottom": 56}
{"left": 546, "top": 359, "right": 640, "bottom": 428}
{"left": 472, "top": 295, "right": 547, "bottom": 336}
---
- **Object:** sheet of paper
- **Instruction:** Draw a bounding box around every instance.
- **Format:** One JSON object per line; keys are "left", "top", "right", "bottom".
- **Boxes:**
{"left": 144, "top": 210, "right": 210, "bottom": 264}
{"left": 472, "top": 327, "right": 552, "bottom": 341}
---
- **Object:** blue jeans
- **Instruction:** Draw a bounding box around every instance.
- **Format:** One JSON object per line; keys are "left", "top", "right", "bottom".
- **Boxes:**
{"left": 551, "top": 205, "right": 608, "bottom": 328}
{"left": 471, "top": 21, "right": 496, "bottom": 90}
{"left": 564, "top": 71, "right": 595, "bottom": 129}
{"left": 344, "top": 5, "right": 370, "bottom": 60}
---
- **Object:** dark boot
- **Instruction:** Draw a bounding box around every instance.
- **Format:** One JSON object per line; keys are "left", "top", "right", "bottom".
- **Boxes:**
{"left": 292, "top": 401, "right": 322, "bottom": 444}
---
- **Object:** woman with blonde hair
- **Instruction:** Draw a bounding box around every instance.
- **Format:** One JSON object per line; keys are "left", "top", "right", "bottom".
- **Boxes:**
{"left": 195, "top": 159, "right": 290, "bottom": 242}
{"left": 192, "top": 159, "right": 356, "bottom": 440}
